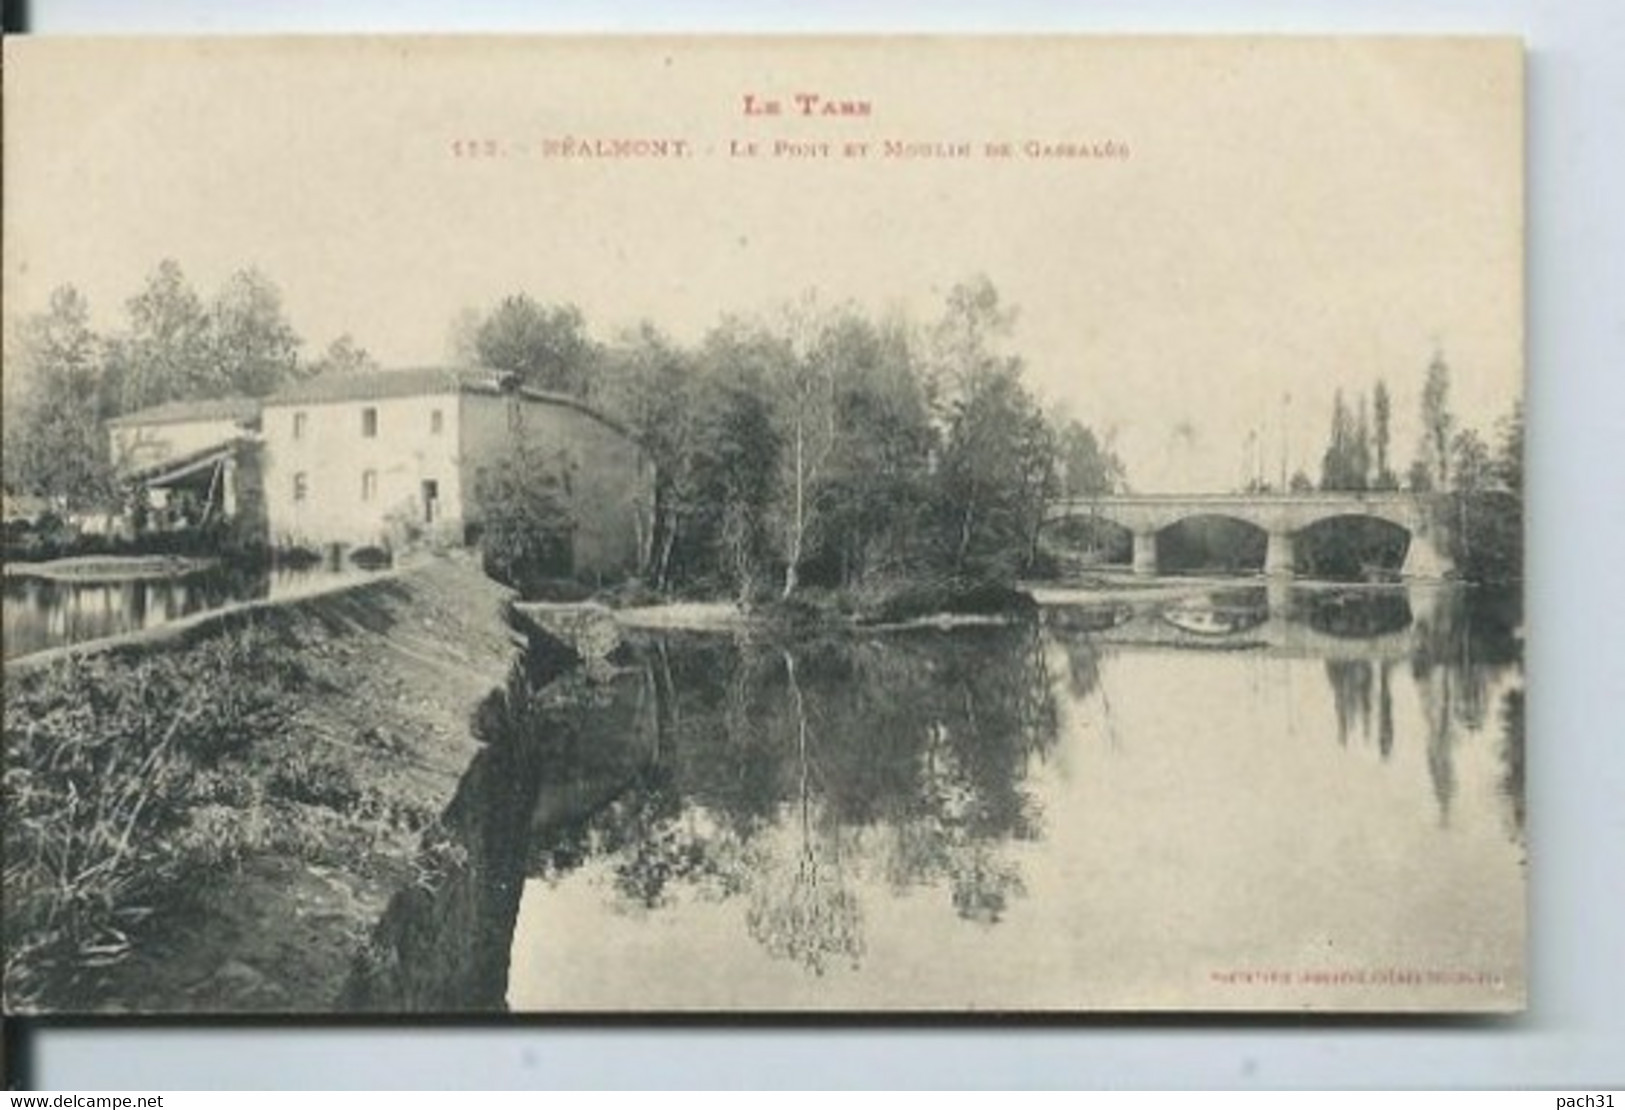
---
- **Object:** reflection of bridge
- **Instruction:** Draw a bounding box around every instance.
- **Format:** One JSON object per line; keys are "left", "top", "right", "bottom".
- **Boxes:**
{"left": 1046, "top": 492, "right": 1452, "bottom": 579}
{"left": 1041, "top": 581, "right": 1447, "bottom": 663}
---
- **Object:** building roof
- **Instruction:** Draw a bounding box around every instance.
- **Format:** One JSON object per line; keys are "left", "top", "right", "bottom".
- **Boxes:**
{"left": 105, "top": 369, "right": 632, "bottom": 437}
{"left": 262, "top": 366, "right": 632, "bottom": 435}
{"left": 106, "top": 396, "right": 261, "bottom": 428}
{"left": 261, "top": 366, "right": 511, "bottom": 407}
{"left": 123, "top": 437, "right": 248, "bottom": 485}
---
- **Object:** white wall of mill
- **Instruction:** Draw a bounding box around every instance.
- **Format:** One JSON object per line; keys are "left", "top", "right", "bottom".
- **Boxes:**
{"left": 457, "top": 393, "right": 514, "bottom": 515}
{"left": 261, "top": 393, "right": 462, "bottom": 548}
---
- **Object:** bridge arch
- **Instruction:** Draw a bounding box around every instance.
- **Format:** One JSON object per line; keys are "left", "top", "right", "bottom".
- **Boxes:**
{"left": 1154, "top": 514, "right": 1269, "bottom": 576}
{"left": 1294, "top": 514, "right": 1412, "bottom": 580}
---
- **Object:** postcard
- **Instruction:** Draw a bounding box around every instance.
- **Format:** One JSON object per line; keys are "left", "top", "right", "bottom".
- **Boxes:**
{"left": 1, "top": 35, "right": 1524, "bottom": 1014}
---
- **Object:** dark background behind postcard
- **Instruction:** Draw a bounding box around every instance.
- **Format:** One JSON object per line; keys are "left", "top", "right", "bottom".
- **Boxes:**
{"left": 6, "top": 0, "right": 1623, "bottom": 1090}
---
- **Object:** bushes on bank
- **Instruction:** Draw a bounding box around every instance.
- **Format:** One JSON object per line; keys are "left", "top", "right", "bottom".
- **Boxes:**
{"left": 473, "top": 447, "right": 578, "bottom": 600}
{"left": 0, "top": 618, "right": 404, "bottom": 1010}
{"left": 849, "top": 575, "right": 1038, "bottom": 626}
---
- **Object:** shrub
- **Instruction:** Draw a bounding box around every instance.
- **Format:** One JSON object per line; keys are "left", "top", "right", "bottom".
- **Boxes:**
{"left": 853, "top": 575, "right": 1038, "bottom": 625}
{"left": 1, "top": 625, "right": 300, "bottom": 1008}
{"left": 474, "top": 446, "right": 577, "bottom": 597}
{"left": 268, "top": 749, "right": 364, "bottom": 811}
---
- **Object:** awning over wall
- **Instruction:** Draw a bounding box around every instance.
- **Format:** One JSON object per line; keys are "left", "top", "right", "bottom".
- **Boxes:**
{"left": 123, "top": 439, "right": 242, "bottom": 489}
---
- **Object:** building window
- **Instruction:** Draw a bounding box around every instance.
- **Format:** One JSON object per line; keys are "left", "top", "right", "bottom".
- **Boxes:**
{"left": 361, "top": 407, "right": 378, "bottom": 437}
{"left": 430, "top": 408, "right": 444, "bottom": 435}
{"left": 292, "top": 411, "right": 307, "bottom": 440}
{"left": 361, "top": 469, "right": 378, "bottom": 502}
{"left": 293, "top": 472, "right": 308, "bottom": 502}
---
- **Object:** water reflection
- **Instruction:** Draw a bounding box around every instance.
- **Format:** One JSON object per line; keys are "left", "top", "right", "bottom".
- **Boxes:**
{"left": 1161, "top": 588, "right": 1270, "bottom": 637}
{"left": 3, "top": 559, "right": 380, "bottom": 659}
{"left": 521, "top": 626, "right": 1064, "bottom": 979}
{"left": 351, "top": 584, "right": 1526, "bottom": 1011}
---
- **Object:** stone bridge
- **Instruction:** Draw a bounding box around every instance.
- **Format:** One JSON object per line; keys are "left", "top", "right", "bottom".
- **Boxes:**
{"left": 1045, "top": 492, "right": 1452, "bottom": 579}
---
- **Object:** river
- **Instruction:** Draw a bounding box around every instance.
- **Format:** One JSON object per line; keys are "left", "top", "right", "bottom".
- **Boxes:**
{"left": 348, "top": 583, "right": 1525, "bottom": 1013}
{"left": 2, "top": 559, "right": 382, "bottom": 660}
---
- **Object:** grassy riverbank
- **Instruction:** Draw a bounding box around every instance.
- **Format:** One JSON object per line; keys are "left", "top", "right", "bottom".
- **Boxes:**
{"left": 1, "top": 555, "right": 516, "bottom": 1012}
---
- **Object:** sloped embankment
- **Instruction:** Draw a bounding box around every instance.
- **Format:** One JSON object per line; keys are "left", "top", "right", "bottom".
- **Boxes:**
{"left": 2, "top": 555, "right": 517, "bottom": 1013}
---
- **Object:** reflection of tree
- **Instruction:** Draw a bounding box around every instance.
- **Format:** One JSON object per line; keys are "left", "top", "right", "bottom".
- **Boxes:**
{"left": 1499, "top": 688, "right": 1525, "bottom": 840}
{"left": 1053, "top": 629, "right": 1105, "bottom": 702}
{"left": 520, "top": 622, "right": 1064, "bottom": 970}
{"left": 950, "top": 843, "right": 1027, "bottom": 925}
{"left": 1408, "top": 589, "right": 1522, "bottom": 822}
{"left": 1325, "top": 659, "right": 1374, "bottom": 747}
{"left": 1307, "top": 590, "right": 1412, "bottom": 638}
{"left": 1377, "top": 662, "right": 1395, "bottom": 759}
{"left": 743, "top": 651, "right": 864, "bottom": 974}
{"left": 1306, "top": 589, "right": 1522, "bottom": 824}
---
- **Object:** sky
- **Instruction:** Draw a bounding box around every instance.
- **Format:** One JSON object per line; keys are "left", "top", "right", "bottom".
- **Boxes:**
{"left": 2, "top": 36, "right": 1523, "bottom": 493}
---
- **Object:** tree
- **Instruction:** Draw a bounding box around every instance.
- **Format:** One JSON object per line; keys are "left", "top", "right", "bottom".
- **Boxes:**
{"left": 1353, "top": 395, "right": 1373, "bottom": 490}
{"left": 1320, "top": 389, "right": 1369, "bottom": 491}
{"left": 1372, "top": 379, "right": 1398, "bottom": 489}
{"left": 106, "top": 261, "right": 303, "bottom": 407}
{"left": 304, "top": 333, "right": 379, "bottom": 377}
{"left": 208, "top": 268, "right": 301, "bottom": 395}
{"left": 809, "top": 313, "right": 936, "bottom": 586}
{"left": 1420, "top": 350, "right": 1454, "bottom": 490}
{"left": 937, "top": 365, "right": 1055, "bottom": 575}
{"left": 1289, "top": 469, "right": 1316, "bottom": 493}
{"left": 1445, "top": 426, "right": 1520, "bottom": 583}
{"left": 474, "top": 294, "right": 598, "bottom": 397}
{"left": 4, "top": 287, "right": 119, "bottom": 509}
{"left": 686, "top": 321, "right": 784, "bottom": 601}
{"left": 599, "top": 322, "right": 703, "bottom": 589}
{"left": 926, "top": 275, "right": 1017, "bottom": 398}
{"left": 768, "top": 298, "right": 842, "bottom": 599}
{"left": 1495, "top": 401, "right": 1524, "bottom": 497}
{"left": 111, "top": 259, "right": 212, "bottom": 410}
{"left": 926, "top": 278, "right": 1057, "bottom": 575}
{"left": 1451, "top": 428, "right": 1494, "bottom": 496}
{"left": 1055, "top": 420, "right": 1126, "bottom": 500}
{"left": 473, "top": 443, "right": 577, "bottom": 595}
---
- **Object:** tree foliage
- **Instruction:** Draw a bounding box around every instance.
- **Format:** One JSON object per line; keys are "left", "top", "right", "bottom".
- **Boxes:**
{"left": 473, "top": 444, "right": 577, "bottom": 595}
{"left": 473, "top": 294, "right": 598, "bottom": 397}
{"left": 1320, "top": 389, "right": 1371, "bottom": 491}
{"left": 1372, "top": 378, "right": 1398, "bottom": 489}
{"left": 587, "top": 277, "right": 1109, "bottom": 598}
{"left": 5, "top": 262, "right": 310, "bottom": 511}
{"left": 1055, "top": 421, "right": 1126, "bottom": 499}
{"left": 105, "top": 261, "right": 303, "bottom": 409}
{"left": 3, "top": 287, "right": 119, "bottom": 509}
{"left": 1420, "top": 351, "right": 1454, "bottom": 491}
{"left": 208, "top": 269, "right": 301, "bottom": 396}
{"left": 304, "top": 333, "right": 379, "bottom": 378}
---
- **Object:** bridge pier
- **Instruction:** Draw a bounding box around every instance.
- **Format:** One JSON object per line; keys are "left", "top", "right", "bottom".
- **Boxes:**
{"left": 1264, "top": 529, "right": 1296, "bottom": 577}
{"left": 1400, "top": 528, "right": 1452, "bottom": 579}
{"left": 1131, "top": 530, "right": 1159, "bottom": 576}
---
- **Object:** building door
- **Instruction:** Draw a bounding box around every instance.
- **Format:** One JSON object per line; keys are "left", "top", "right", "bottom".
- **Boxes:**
{"left": 422, "top": 479, "right": 439, "bottom": 525}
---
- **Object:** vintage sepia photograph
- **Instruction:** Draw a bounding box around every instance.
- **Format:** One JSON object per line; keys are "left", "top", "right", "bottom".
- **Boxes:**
{"left": 2, "top": 36, "right": 1524, "bottom": 1015}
